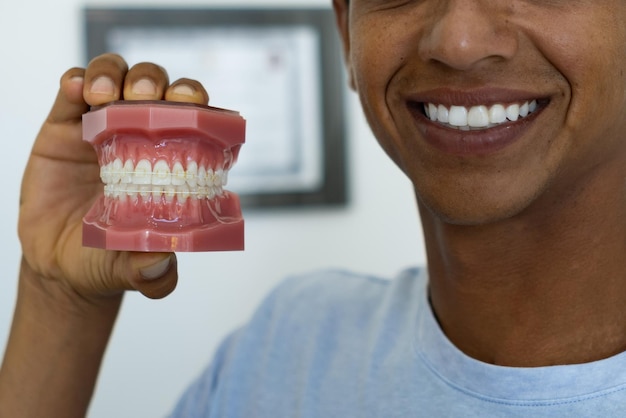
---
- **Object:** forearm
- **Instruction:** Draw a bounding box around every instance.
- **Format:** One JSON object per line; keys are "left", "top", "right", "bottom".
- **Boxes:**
{"left": 0, "top": 258, "right": 122, "bottom": 418}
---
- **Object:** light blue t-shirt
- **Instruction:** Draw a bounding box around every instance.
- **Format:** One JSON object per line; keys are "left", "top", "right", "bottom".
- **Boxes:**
{"left": 169, "top": 268, "right": 626, "bottom": 417}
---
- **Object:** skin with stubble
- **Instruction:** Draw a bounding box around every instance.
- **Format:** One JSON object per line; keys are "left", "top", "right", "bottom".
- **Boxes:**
{"left": 2, "top": 0, "right": 626, "bottom": 416}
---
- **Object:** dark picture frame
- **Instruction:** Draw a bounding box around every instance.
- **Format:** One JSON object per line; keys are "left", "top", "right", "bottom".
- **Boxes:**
{"left": 84, "top": 7, "right": 348, "bottom": 208}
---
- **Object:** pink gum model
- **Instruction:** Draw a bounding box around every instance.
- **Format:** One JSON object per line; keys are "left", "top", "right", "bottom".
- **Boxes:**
{"left": 82, "top": 101, "right": 246, "bottom": 252}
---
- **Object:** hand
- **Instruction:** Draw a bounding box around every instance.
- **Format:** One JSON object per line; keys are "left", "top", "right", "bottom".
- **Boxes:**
{"left": 18, "top": 53, "right": 210, "bottom": 301}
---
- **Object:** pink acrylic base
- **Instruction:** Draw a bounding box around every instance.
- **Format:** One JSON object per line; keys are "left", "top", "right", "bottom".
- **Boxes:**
{"left": 83, "top": 205, "right": 244, "bottom": 252}
{"left": 83, "top": 221, "right": 244, "bottom": 252}
{"left": 82, "top": 101, "right": 246, "bottom": 252}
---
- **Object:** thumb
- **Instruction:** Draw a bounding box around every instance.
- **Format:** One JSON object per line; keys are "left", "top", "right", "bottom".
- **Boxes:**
{"left": 130, "top": 252, "right": 178, "bottom": 299}
{"left": 105, "top": 251, "right": 179, "bottom": 300}
{"left": 47, "top": 68, "right": 90, "bottom": 125}
{"left": 32, "top": 69, "right": 94, "bottom": 162}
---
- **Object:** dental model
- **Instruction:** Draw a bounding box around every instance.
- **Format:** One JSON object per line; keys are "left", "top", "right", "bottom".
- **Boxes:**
{"left": 82, "top": 100, "right": 246, "bottom": 252}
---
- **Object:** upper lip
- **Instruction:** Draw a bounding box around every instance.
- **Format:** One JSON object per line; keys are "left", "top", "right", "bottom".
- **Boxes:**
{"left": 405, "top": 87, "right": 549, "bottom": 107}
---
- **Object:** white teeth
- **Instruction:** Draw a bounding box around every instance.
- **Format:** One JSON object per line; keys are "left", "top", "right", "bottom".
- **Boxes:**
{"left": 111, "top": 158, "right": 123, "bottom": 184}
{"left": 448, "top": 106, "right": 468, "bottom": 127}
{"left": 126, "top": 184, "right": 139, "bottom": 198}
{"left": 437, "top": 104, "right": 449, "bottom": 123}
{"left": 519, "top": 102, "right": 529, "bottom": 118}
{"left": 206, "top": 168, "right": 215, "bottom": 188}
{"left": 467, "top": 106, "right": 489, "bottom": 128}
{"left": 139, "top": 185, "right": 151, "bottom": 199}
{"left": 186, "top": 161, "right": 198, "bottom": 188}
{"left": 197, "top": 165, "right": 207, "bottom": 187}
{"left": 121, "top": 160, "right": 134, "bottom": 184}
{"left": 100, "top": 158, "right": 230, "bottom": 201}
{"left": 424, "top": 100, "right": 538, "bottom": 129}
{"left": 488, "top": 104, "right": 507, "bottom": 124}
{"left": 214, "top": 169, "right": 225, "bottom": 188}
{"left": 152, "top": 186, "right": 163, "bottom": 199}
{"left": 100, "top": 165, "right": 111, "bottom": 184}
{"left": 506, "top": 104, "right": 520, "bottom": 122}
{"left": 152, "top": 160, "right": 171, "bottom": 186}
{"left": 427, "top": 103, "right": 438, "bottom": 121}
{"left": 133, "top": 159, "right": 153, "bottom": 185}
{"left": 164, "top": 185, "right": 177, "bottom": 202}
{"left": 179, "top": 184, "right": 191, "bottom": 201}
{"left": 171, "top": 162, "right": 186, "bottom": 186}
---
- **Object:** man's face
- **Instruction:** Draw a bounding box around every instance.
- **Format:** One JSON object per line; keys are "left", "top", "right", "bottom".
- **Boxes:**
{"left": 334, "top": 0, "right": 626, "bottom": 225}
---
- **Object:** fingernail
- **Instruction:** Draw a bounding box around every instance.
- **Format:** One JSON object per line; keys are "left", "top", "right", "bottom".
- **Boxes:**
{"left": 140, "top": 256, "right": 172, "bottom": 281}
{"left": 90, "top": 76, "right": 115, "bottom": 95}
{"left": 172, "top": 83, "right": 195, "bottom": 96}
{"left": 132, "top": 78, "right": 157, "bottom": 95}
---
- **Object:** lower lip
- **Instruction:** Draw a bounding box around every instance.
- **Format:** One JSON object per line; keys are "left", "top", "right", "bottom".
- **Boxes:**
{"left": 408, "top": 103, "right": 544, "bottom": 156}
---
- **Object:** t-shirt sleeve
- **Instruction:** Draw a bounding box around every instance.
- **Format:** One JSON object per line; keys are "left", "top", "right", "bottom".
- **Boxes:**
{"left": 166, "top": 270, "right": 388, "bottom": 417}
{"left": 166, "top": 274, "right": 302, "bottom": 417}
{"left": 167, "top": 329, "right": 242, "bottom": 418}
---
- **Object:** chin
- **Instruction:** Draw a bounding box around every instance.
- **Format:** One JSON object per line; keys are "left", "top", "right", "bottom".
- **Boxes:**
{"left": 415, "top": 187, "right": 540, "bottom": 227}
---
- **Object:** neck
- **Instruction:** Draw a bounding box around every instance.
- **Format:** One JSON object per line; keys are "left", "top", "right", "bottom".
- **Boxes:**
{"left": 420, "top": 169, "right": 626, "bottom": 367}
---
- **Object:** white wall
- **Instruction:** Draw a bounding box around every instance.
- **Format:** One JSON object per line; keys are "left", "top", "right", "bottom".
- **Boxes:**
{"left": 0, "top": 1, "right": 426, "bottom": 417}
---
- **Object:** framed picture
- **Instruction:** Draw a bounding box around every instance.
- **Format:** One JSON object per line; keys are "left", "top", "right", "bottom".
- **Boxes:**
{"left": 85, "top": 7, "right": 348, "bottom": 208}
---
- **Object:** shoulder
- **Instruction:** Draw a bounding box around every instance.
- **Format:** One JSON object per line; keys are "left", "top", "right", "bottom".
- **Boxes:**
{"left": 266, "top": 269, "right": 391, "bottom": 308}
{"left": 169, "top": 268, "right": 428, "bottom": 417}
{"left": 246, "top": 267, "right": 427, "bottom": 337}
{"left": 260, "top": 267, "right": 423, "bottom": 313}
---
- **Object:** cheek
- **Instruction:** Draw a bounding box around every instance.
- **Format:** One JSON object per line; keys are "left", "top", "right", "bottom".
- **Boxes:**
{"left": 350, "top": 43, "right": 399, "bottom": 164}
{"left": 349, "top": 21, "right": 419, "bottom": 169}
{"left": 525, "top": 11, "right": 626, "bottom": 144}
{"left": 348, "top": 8, "right": 420, "bottom": 102}
{"left": 562, "top": 44, "right": 626, "bottom": 166}
{"left": 350, "top": 25, "right": 398, "bottom": 100}
{"left": 560, "top": 42, "right": 626, "bottom": 125}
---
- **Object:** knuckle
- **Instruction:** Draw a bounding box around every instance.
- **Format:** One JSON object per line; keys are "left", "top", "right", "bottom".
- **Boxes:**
{"left": 87, "top": 53, "right": 128, "bottom": 70}
{"left": 166, "top": 78, "right": 210, "bottom": 104}
{"left": 83, "top": 55, "right": 128, "bottom": 104}
{"left": 124, "top": 62, "right": 170, "bottom": 99}
{"left": 127, "top": 62, "right": 170, "bottom": 83}
{"left": 61, "top": 67, "right": 85, "bottom": 82}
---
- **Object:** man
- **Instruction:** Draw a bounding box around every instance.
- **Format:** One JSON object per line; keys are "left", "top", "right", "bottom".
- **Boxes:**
{"left": 3, "top": 0, "right": 626, "bottom": 416}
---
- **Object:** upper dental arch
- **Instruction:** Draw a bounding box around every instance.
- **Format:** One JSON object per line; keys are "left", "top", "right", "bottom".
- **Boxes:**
{"left": 425, "top": 100, "right": 538, "bottom": 129}
{"left": 100, "top": 158, "right": 229, "bottom": 200}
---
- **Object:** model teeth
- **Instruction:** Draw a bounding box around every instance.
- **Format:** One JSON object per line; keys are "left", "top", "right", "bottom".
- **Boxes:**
{"left": 100, "top": 158, "right": 229, "bottom": 200}
{"left": 424, "top": 100, "right": 538, "bottom": 129}
{"left": 133, "top": 159, "right": 152, "bottom": 185}
{"left": 172, "top": 162, "right": 186, "bottom": 186}
{"left": 152, "top": 160, "right": 171, "bottom": 186}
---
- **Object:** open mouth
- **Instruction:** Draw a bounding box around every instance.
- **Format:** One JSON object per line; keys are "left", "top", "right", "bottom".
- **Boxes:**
{"left": 407, "top": 97, "right": 549, "bottom": 155}
{"left": 82, "top": 101, "right": 246, "bottom": 252}
{"left": 414, "top": 99, "right": 548, "bottom": 131}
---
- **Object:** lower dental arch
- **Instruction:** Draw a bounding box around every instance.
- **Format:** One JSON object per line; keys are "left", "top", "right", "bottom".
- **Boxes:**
{"left": 101, "top": 158, "right": 229, "bottom": 201}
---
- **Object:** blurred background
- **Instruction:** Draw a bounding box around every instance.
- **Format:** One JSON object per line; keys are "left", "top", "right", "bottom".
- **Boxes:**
{"left": 0, "top": 0, "right": 425, "bottom": 417}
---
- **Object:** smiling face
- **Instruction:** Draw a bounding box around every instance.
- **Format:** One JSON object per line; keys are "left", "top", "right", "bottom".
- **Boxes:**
{"left": 334, "top": 0, "right": 626, "bottom": 225}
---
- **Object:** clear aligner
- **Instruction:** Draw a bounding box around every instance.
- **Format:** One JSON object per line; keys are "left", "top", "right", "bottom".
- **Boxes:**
{"left": 100, "top": 158, "right": 229, "bottom": 201}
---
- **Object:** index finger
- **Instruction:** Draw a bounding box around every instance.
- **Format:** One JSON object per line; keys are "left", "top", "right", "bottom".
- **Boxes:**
{"left": 83, "top": 53, "right": 129, "bottom": 106}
